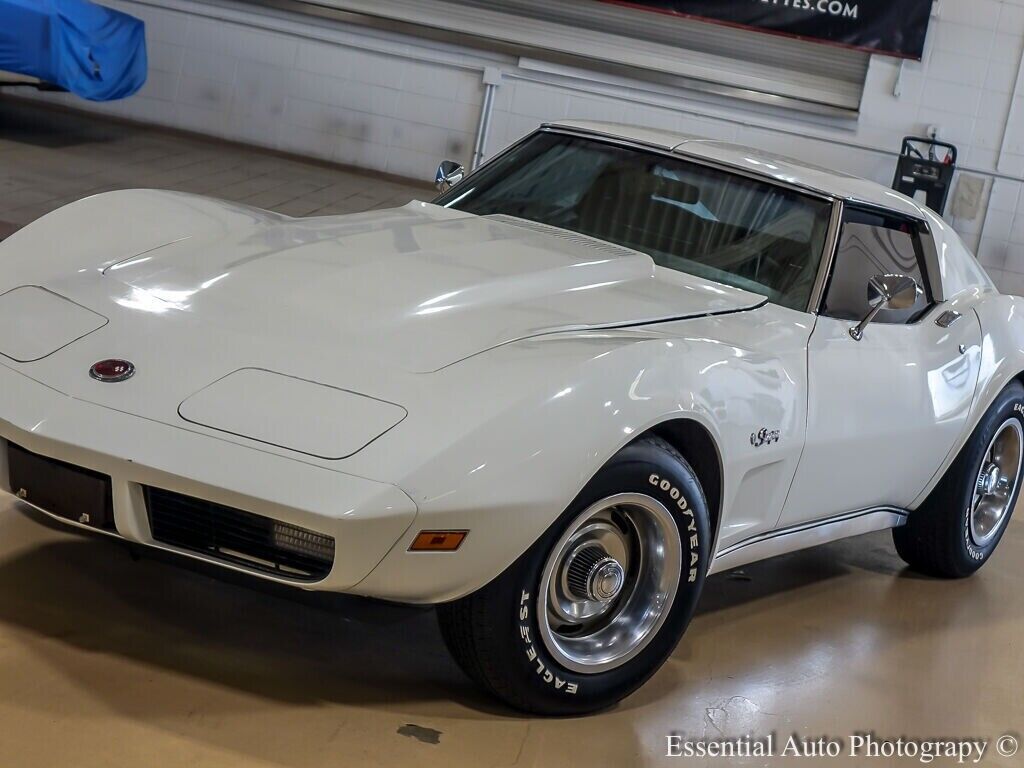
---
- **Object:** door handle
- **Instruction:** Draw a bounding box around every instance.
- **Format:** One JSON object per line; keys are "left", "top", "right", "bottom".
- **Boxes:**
{"left": 935, "top": 310, "right": 962, "bottom": 328}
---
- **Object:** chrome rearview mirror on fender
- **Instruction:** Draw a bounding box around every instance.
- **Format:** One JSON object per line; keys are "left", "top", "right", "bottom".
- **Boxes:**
{"left": 849, "top": 274, "right": 921, "bottom": 341}
{"left": 435, "top": 160, "right": 465, "bottom": 192}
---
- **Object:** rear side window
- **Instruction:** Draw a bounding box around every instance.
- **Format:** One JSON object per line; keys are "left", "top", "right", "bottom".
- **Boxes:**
{"left": 821, "top": 207, "right": 932, "bottom": 324}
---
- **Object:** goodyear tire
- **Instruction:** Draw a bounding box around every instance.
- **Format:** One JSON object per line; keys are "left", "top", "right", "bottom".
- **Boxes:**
{"left": 894, "top": 381, "right": 1024, "bottom": 578}
{"left": 437, "top": 435, "right": 710, "bottom": 715}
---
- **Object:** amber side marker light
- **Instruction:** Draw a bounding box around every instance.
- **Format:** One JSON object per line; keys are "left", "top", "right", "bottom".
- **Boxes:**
{"left": 410, "top": 530, "right": 468, "bottom": 552}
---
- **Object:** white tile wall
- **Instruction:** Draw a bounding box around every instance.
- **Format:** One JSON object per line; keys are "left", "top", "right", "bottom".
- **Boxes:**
{"left": 26, "top": 0, "right": 1024, "bottom": 293}
{"left": 36, "top": 0, "right": 488, "bottom": 181}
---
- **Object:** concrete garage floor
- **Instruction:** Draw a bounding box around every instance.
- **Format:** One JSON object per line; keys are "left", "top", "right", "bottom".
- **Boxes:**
{"left": 0, "top": 100, "right": 428, "bottom": 237}
{"left": 0, "top": 502, "right": 1021, "bottom": 767}
{"left": 0, "top": 100, "right": 1022, "bottom": 767}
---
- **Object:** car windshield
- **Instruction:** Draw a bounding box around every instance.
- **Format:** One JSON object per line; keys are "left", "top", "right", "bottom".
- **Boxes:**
{"left": 435, "top": 132, "right": 833, "bottom": 311}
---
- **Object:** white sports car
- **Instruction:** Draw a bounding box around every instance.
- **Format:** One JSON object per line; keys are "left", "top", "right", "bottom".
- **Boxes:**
{"left": 1, "top": 122, "right": 1022, "bottom": 714}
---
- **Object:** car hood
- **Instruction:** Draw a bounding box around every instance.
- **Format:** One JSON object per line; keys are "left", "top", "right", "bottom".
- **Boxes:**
{"left": 0, "top": 191, "right": 765, "bottom": 437}
{"left": 97, "top": 200, "right": 764, "bottom": 370}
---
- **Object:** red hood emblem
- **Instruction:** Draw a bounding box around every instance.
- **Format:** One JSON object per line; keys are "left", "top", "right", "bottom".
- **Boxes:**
{"left": 89, "top": 359, "right": 135, "bottom": 383}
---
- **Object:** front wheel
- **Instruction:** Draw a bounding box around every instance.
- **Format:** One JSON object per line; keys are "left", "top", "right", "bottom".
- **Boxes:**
{"left": 437, "top": 435, "right": 710, "bottom": 715}
{"left": 894, "top": 380, "right": 1024, "bottom": 578}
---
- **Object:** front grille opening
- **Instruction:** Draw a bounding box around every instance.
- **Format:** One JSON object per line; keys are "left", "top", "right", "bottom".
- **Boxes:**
{"left": 145, "top": 487, "right": 335, "bottom": 582}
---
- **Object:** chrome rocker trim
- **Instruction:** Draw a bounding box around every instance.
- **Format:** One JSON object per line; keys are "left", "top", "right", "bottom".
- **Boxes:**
{"left": 708, "top": 506, "right": 909, "bottom": 575}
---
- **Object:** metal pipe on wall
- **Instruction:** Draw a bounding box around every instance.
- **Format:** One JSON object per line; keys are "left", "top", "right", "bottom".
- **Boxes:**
{"left": 472, "top": 67, "right": 503, "bottom": 170}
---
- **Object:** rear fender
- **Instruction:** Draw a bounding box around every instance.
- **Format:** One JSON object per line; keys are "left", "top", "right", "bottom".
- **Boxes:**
{"left": 910, "top": 291, "right": 1024, "bottom": 508}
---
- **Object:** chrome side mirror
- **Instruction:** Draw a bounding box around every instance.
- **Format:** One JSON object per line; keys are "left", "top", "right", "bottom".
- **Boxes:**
{"left": 849, "top": 274, "right": 921, "bottom": 341}
{"left": 435, "top": 160, "right": 465, "bottom": 192}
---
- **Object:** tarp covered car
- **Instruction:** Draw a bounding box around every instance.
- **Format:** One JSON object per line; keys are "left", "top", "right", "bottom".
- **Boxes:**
{"left": 0, "top": 0, "right": 146, "bottom": 101}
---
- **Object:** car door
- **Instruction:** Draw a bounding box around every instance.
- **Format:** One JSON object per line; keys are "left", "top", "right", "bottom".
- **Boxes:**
{"left": 779, "top": 204, "right": 983, "bottom": 528}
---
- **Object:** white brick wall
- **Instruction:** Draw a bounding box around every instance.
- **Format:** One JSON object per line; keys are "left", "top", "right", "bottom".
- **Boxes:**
{"left": 28, "top": 0, "right": 1024, "bottom": 293}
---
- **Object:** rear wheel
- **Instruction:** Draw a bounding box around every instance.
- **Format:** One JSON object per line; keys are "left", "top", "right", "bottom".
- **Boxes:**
{"left": 437, "top": 435, "right": 710, "bottom": 715}
{"left": 894, "top": 381, "right": 1024, "bottom": 577}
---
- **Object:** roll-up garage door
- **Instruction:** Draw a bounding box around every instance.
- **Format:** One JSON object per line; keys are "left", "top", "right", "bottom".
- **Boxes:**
{"left": 297, "top": 0, "right": 869, "bottom": 115}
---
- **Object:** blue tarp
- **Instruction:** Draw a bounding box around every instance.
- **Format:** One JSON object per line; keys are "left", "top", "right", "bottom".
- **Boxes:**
{"left": 0, "top": 0, "right": 146, "bottom": 101}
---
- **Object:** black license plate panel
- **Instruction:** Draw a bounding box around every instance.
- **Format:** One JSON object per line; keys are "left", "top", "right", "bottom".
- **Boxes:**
{"left": 7, "top": 443, "right": 114, "bottom": 530}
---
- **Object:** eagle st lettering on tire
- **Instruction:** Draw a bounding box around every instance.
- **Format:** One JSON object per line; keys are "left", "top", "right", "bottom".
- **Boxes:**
{"left": 518, "top": 590, "right": 579, "bottom": 695}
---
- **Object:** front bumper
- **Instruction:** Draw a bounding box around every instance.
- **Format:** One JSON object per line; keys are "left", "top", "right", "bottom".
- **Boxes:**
{"left": 0, "top": 363, "right": 418, "bottom": 593}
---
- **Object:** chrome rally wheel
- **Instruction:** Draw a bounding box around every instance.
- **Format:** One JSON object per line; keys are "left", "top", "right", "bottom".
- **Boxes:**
{"left": 894, "top": 381, "right": 1024, "bottom": 578}
{"left": 537, "top": 493, "right": 682, "bottom": 674}
{"left": 437, "top": 435, "right": 709, "bottom": 715}
{"left": 969, "top": 418, "right": 1022, "bottom": 547}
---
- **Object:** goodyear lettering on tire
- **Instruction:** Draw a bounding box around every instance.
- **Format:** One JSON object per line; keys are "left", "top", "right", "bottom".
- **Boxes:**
{"left": 963, "top": 506, "right": 986, "bottom": 561}
{"left": 649, "top": 474, "right": 700, "bottom": 583}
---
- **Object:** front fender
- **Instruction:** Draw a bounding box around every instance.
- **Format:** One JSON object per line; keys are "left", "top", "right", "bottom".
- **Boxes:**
{"left": 0, "top": 189, "right": 276, "bottom": 294}
{"left": 351, "top": 306, "right": 807, "bottom": 603}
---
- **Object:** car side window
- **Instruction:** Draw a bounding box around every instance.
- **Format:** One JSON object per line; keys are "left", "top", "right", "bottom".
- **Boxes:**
{"left": 821, "top": 207, "right": 932, "bottom": 324}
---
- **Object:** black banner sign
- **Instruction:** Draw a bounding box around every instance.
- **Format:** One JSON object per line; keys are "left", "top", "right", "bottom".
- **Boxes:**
{"left": 601, "top": 0, "right": 933, "bottom": 59}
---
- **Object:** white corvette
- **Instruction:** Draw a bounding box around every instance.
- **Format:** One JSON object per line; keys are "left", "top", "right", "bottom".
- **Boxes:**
{"left": 2, "top": 122, "right": 1022, "bottom": 714}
